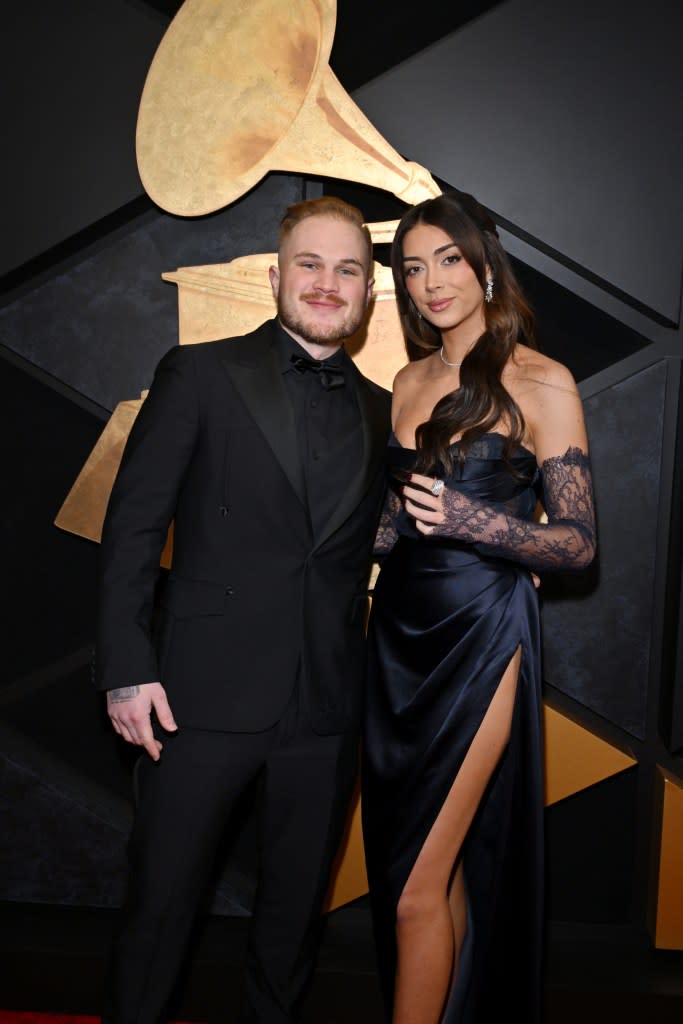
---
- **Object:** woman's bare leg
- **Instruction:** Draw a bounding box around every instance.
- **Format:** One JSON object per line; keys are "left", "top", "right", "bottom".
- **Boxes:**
{"left": 392, "top": 647, "right": 521, "bottom": 1024}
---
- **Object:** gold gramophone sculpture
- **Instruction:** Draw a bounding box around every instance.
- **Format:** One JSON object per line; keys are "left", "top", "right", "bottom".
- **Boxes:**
{"left": 136, "top": 0, "right": 441, "bottom": 216}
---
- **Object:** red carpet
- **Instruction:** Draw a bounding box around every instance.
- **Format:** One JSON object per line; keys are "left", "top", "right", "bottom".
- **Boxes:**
{"left": 0, "top": 1017, "right": 194, "bottom": 1024}
{"left": 0, "top": 1017, "right": 99, "bottom": 1024}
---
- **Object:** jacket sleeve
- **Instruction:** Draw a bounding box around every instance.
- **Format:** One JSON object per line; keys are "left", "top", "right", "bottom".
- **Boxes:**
{"left": 95, "top": 345, "right": 200, "bottom": 691}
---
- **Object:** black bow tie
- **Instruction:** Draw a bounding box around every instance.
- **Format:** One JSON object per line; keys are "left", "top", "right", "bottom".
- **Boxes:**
{"left": 290, "top": 353, "right": 345, "bottom": 390}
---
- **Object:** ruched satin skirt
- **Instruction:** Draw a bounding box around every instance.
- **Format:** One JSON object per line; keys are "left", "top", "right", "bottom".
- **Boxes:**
{"left": 362, "top": 535, "right": 544, "bottom": 1023}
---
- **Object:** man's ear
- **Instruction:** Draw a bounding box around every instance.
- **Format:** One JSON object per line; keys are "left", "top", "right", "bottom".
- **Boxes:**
{"left": 268, "top": 264, "right": 280, "bottom": 299}
{"left": 366, "top": 276, "right": 375, "bottom": 304}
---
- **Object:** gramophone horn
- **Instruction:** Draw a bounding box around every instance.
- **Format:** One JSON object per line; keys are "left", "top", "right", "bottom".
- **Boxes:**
{"left": 136, "top": 0, "right": 441, "bottom": 216}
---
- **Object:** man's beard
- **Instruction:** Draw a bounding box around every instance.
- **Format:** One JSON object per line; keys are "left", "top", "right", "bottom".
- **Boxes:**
{"left": 277, "top": 293, "right": 366, "bottom": 346}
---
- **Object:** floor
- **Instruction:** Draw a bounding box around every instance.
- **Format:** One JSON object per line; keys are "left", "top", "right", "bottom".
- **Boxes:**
{"left": 2, "top": 899, "right": 682, "bottom": 1023}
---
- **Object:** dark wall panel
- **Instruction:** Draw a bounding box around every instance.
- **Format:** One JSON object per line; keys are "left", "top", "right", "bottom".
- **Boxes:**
{"left": 546, "top": 769, "right": 638, "bottom": 923}
{"left": 1, "top": 356, "right": 102, "bottom": 684}
{"left": 354, "top": 0, "right": 683, "bottom": 323}
{"left": 0, "top": 175, "right": 302, "bottom": 411}
{"left": 0, "top": 747, "right": 128, "bottom": 908}
{"left": 542, "top": 361, "right": 667, "bottom": 738}
{"left": 4, "top": 0, "right": 168, "bottom": 277}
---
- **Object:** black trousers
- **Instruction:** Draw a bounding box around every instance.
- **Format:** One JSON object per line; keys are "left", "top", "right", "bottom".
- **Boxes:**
{"left": 101, "top": 687, "right": 359, "bottom": 1024}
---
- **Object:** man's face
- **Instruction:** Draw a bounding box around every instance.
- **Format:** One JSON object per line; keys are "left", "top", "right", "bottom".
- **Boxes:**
{"left": 269, "top": 215, "right": 373, "bottom": 353}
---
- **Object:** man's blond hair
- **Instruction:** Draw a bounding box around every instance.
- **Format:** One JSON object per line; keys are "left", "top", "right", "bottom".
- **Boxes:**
{"left": 278, "top": 196, "right": 373, "bottom": 273}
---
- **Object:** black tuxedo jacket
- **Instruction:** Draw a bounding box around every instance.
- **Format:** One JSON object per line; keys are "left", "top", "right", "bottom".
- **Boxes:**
{"left": 95, "top": 320, "right": 391, "bottom": 735}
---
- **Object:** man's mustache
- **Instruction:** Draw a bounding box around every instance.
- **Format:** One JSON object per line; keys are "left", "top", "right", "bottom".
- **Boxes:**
{"left": 300, "top": 292, "right": 347, "bottom": 307}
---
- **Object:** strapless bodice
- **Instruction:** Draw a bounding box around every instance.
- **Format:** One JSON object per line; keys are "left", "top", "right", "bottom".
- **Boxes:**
{"left": 387, "top": 431, "right": 540, "bottom": 539}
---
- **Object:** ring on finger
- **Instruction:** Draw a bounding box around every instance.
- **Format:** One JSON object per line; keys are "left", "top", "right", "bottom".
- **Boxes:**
{"left": 430, "top": 478, "right": 445, "bottom": 497}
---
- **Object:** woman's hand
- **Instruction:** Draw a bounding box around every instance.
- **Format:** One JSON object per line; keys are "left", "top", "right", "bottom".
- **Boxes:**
{"left": 401, "top": 472, "right": 448, "bottom": 535}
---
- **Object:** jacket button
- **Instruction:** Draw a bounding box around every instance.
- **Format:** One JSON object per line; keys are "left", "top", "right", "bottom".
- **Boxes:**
{"left": 219, "top": 506, "right": 229, "bottom": 517}
{"left": 225, "top": 586, "right": 234, "bottom": 596}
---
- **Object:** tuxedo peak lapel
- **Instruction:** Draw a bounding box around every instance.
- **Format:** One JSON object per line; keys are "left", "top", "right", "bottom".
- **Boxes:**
{"left": 219, "top": 324, "right": 306, "bottom": 507}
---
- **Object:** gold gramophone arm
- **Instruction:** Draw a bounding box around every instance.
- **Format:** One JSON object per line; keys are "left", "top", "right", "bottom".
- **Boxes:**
{"left": 393, "top": 162, "right": 444, "bottom": 205}
{"left": 282, "top": 66, "right": 442, "bottom": 206}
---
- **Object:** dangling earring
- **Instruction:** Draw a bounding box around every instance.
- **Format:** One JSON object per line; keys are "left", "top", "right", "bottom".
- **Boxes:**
{"left": 485, "top": 276, "right": 494, "bottom": 303}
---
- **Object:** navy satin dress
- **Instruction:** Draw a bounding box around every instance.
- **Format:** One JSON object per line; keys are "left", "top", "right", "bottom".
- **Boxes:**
{"left": 362, "top": 433, "right": 544, "bottom": 1023}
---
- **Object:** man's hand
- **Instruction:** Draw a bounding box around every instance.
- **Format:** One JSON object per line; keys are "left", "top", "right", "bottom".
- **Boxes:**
{"left": 106, "top": 682, "right": 177, "bottom": 761}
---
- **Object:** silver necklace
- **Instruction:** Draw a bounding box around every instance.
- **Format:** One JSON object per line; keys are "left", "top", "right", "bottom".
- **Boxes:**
{"left": 440, "top": 345, "right": 464, "bottom": 368}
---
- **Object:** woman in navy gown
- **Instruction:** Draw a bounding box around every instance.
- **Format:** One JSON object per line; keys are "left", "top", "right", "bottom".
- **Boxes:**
{"left": 362, "top": 191, "right": 596, "bottom": 1024}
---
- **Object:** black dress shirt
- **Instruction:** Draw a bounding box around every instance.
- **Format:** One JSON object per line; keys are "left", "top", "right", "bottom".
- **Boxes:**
{"left": 275, "top": 322, "right": 363, "bottom": 538}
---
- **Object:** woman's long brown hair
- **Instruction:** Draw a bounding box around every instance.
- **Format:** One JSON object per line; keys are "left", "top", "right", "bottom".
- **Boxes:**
{"left": 390, "top": 191, "right": 537, "bottom": 474}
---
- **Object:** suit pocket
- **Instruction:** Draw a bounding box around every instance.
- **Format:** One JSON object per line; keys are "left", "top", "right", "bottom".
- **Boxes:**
{"left": 161, "top": 574, "right": 228, "bottom": 619}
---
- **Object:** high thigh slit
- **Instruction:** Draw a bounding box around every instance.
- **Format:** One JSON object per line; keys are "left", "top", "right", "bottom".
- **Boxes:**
{"left": 362, "top": 434, "right": 544, "bottom": 1023}
{"left": 393, "top": 649, "right": 520, "bottom": 1023}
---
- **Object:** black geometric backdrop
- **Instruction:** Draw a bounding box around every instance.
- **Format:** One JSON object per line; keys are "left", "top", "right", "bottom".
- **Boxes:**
{"left": 1, "top": 1, "right": 682, "bottom": 1015}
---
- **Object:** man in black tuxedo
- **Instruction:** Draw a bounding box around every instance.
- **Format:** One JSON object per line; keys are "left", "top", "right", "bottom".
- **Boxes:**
{"left": 95, "top": 196, "right": 391, "bottom": 1024}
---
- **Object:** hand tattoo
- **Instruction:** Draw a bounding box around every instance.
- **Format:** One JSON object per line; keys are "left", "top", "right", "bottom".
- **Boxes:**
{"left": 107, "top": 686, "right": 141, "bottom": 704}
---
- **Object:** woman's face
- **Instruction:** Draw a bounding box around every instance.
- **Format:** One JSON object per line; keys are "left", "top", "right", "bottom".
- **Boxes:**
{"left": 401, "top": 222, "right": 486, "bottom": 336}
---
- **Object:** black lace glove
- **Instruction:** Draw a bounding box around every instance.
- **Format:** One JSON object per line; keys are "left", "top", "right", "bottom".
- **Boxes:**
{"left": 373, "top": 485, "right": 402, "bottom": 557}
{"left": 404, "top": 447, "right": 596, "bottom": 573}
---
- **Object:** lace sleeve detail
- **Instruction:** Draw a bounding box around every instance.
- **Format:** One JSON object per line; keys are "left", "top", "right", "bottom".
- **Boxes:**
{"left": 373, "top": 485, "right": 402, "bottom": 556}
{"left": 437, "top": 447, "right": 596, "bottom": 572}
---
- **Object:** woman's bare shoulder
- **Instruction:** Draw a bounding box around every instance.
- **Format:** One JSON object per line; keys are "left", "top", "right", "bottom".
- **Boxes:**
{"left": 509, "top": 345, "right": 588, "bottom": 453}
{"left": 507, "top": 344, "right": 579, "bottom": 395}
{"left": 393, "top": 354, "right": 438, "bottom": 391}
